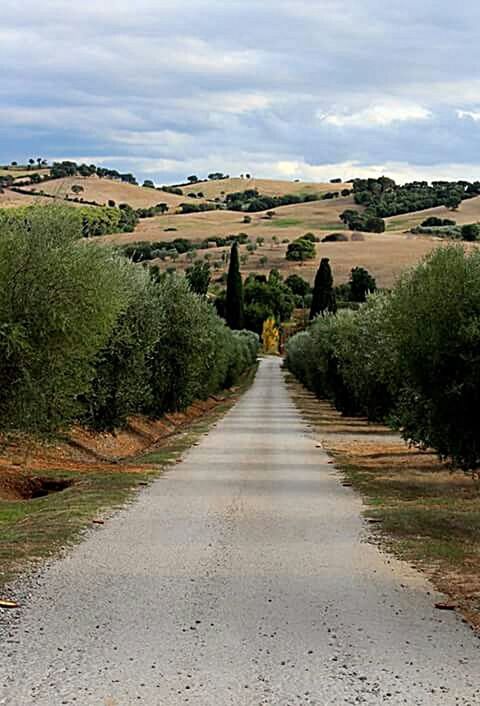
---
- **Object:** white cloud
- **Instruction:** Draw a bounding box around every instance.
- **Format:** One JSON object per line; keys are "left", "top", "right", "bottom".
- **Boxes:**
{"left": 173, "top": 91, "right": 272, "bottom": 115}
{"left": 321, "top": 103, "right": 432, "bottom": 128}
{"left": 2, "top": 1, "right": 480, "bottom": 184}
{"left": 272, "top": 160, "right": 480, "bottom": 185}
{"left": 457, "top": 109, "right": 480, "bottom": 122}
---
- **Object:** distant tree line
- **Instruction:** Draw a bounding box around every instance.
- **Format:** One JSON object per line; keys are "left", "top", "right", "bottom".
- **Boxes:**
{"left": 412, "top": 221, "right": 480, "bottom": 241}
{"left": 339, "top": 209, "right": 386, "bottom": 233}
{"left": 223, "top": 188, "right": 349, "bottom": 213}
{"left": 49, "top": 161, "right": 138, "bottom": 184}
{"left": 0, "top": 204, "right": 139, "bottom": 237}
{"left": 121, "top": 233, "right": 251, "bottom": 263}
{"left": 351, "top": 177, "right": 480, "bottom": 218}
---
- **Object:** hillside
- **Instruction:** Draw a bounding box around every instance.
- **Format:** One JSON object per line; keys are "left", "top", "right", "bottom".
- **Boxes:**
{"left": 5, "top": 171, "right": 479, "bottom": 288}
{"left": 101, "top": 194, "right": 356, "bottom": 246}
{"left": 99, "top": 191, "right": 457, "bottom": 288}
{"left": 0, "top": 189, "right": 55, "bottom": 208}
{"left": 386, "top": 195, "right": 480, "bottom": 231}
{"left": 21, "top": 175, "right": 199, "bottom": 209}
{"left": 0, "top": 166, "right": 50, "bottom": 179}
{"left": 186, "top": 177, "right": 352, "bottom": 200}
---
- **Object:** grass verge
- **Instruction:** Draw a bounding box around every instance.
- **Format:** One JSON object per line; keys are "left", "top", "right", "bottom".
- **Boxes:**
{"left": 287, "top": 373, "right": 480, "bottom": 629}
{"left": 0, "top": 366, "right": 257, "bottom": 591}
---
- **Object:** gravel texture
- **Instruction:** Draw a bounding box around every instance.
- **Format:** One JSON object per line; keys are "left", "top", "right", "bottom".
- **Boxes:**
{"left": 1, "top": 356, "right": 479, "bottom": 705}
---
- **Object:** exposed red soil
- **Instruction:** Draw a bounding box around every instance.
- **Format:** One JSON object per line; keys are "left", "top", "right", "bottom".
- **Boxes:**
{"left": 0, "top": 394, "right": 229, "bottom": 499}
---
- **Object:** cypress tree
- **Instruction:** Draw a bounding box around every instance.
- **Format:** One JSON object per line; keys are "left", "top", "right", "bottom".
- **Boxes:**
{"left": 310, "top": 257, "right": 336, "bottom": 320}
{"left": 226, "top": 241, "right": 244, "bottom": 329}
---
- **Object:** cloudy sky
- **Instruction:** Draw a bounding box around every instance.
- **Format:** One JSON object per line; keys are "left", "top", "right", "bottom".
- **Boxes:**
{"left": 2, "top": 0, "right": 480, "bottom": 184}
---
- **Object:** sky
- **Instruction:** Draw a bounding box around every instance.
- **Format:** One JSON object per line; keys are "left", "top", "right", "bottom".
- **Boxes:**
{"left": 2, "top": 0, "right": 480, "bottom": 185}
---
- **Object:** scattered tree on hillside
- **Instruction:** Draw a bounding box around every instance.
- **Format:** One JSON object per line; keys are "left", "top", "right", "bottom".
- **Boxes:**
{"left": 226, "top": 242, "right": 244, "bottom": 329}
{"left": 187, "top": 175, "right": 199, "bottom": 183}
{"left": 285, "top": 274, "right": 311, "bottom": 298}
{"left": 143, "top": 180, "right": 155, "bottom": 189}
{"left": 310, "top": 258, "right": 336, "bottom": 319}
{"left": 286, "top": 237, "right": 316, "bottom": 262}
{"left": 349, "top": 267, "right": 377, "bottom": 303}
{"left": 445, "top": 193, "right": 462, "bottom": 211}
{"left": 461, "top": 223, "right": 480, "bottom": 241}
{"left": 340, "top": 209, "right": 385, "bottom": 233}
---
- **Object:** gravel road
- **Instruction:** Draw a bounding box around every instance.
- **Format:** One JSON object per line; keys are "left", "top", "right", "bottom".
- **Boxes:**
{"left": 1, "top": 356, "right": 479, "bottom": 705}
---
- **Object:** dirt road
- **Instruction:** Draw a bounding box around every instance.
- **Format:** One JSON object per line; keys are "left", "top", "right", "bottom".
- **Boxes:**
{"left": 1, "top": 357, "right": 479, "bottom": 705}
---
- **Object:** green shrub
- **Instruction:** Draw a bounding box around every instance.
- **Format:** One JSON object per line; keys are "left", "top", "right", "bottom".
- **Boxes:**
{"left": 461, "top": 223, "right": 480, "bottom": 241}
{"left": 389, "top": 246, "right": 480, "bottom": 470}
{"left": 0, "top": 206, "right": 130, "bottom": 433}
{"left": 286, "top": 237, "right": 316, "bottom": 261}
{"left": 286, "top": 246, "right": 480, "bottom": 471}
{"left": 0, "top": 206, "right": 260, "bottom": 435}
{"left": 84, "top": 269, "right": 162, "bottom": 430}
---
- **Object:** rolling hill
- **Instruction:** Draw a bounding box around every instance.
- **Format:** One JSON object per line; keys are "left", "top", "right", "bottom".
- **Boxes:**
{"left": 100, "top": 194, "right": 356, "bottom": 247}
{"left": 386, "top": 195, "right": 480, "bottom": 230}
{"left": 184, "top": 177, "right": 351, "bottom": 200}
{"left": 3, "top": 169, "right": 479, "bottom": 289}
{"left": 20, "top": 175, "right": 200, "bottom": 209}
{"left": 0, "top": 166, "right": 50, "bottom": 179}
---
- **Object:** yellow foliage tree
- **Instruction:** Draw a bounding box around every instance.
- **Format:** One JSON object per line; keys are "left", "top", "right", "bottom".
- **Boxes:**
{"left": 262, "top": 317, "right": 279, "bottom": 354}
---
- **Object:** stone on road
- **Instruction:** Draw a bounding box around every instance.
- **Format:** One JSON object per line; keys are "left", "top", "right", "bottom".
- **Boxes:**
{"left": 1, "top": 357, "right": 479, "bottom": 705}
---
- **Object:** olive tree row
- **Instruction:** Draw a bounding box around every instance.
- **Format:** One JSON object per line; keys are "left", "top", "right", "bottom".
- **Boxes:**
{"left": 286, "top": 246, "right": 480, "bottom": 472}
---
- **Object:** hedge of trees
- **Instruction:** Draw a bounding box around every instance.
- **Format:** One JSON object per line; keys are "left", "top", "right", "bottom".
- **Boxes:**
{"left": 0, "top": 206, "right": 259, "bottom": 435}
{"left": 285, "top": 246, "right": 480, "bottom": 471}
{"left": 412, "top": 222, "right": 480, "bottom": 241}
{"left": 286, "top": 236, "right": 317, "bottom": 261}
{"left": 340, "top": 209, "right": 385, "bottom": 233}
{"left": 225, "top": 189, "right": 325, "bottom": 213}
{"left": 121, "top": 233, "right": 251, "bottom": 263}
{"left": 351, "top": 177, "right": 480, "bottom": 218}
{"left": 49, "top": 160, "right": 138, "bottom": 184}
{"left": 0, "top": 204, "right": 138, "bottom": 237}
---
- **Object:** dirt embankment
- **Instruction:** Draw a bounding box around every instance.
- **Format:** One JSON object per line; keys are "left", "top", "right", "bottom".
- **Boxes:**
{"left": 0, "top": 395, "right": 228, "bottom": 500}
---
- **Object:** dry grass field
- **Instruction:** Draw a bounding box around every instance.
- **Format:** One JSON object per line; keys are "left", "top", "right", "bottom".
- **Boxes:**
{"left": 21, "top": 176, "right": 198, "bottom": 209}
{"left": 5, "top": 173, "right": 479, "bottom": 288}
{"left": 97, "top": 188, "right": 478, "bottom": 288}
{"left": 168, "top": 233, "right": 455, "bottom": 289}
{"left": 386, "top": 195, "right": 480, "bottom": 230}
{"left": 0, "top": 189, "right": 50, "bottom": 208}
{"left": 185, "top": 177, "right": 352, "bottom": 200}
{"left": 101, "top": 195, "right": 357, "bottom": 246}
{"left": 0, "top": 167, "right": 50, "bottom": 179}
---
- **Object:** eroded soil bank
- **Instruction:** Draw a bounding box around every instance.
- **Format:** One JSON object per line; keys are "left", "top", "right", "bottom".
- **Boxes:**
{"left": 0, "top": 373, "right": 255, "bottom": 587}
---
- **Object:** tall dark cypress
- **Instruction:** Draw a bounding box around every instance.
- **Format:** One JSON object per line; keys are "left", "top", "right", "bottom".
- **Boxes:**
{"left": 225, "top": 241, "right": 245, "bottom": 329}
{"left": 310, "top": 257, "right": 336, "bottom": 320}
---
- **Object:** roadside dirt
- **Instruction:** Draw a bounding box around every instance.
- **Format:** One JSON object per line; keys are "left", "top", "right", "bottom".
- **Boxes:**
{"left": 287, "top": 374, "right": 480, "bottom": 631}
{"left": 0, "top": 394, "right": 232, "bottom": 499}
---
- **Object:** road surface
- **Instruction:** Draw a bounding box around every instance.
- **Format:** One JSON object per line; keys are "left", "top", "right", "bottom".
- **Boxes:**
{"left": 1, "top": 357, "right": 479, "bottom": 705}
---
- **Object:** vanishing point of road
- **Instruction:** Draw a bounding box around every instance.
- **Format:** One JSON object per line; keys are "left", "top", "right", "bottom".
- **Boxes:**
{"left": 1, "top": 357, "right": 479, "bottom": 705}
